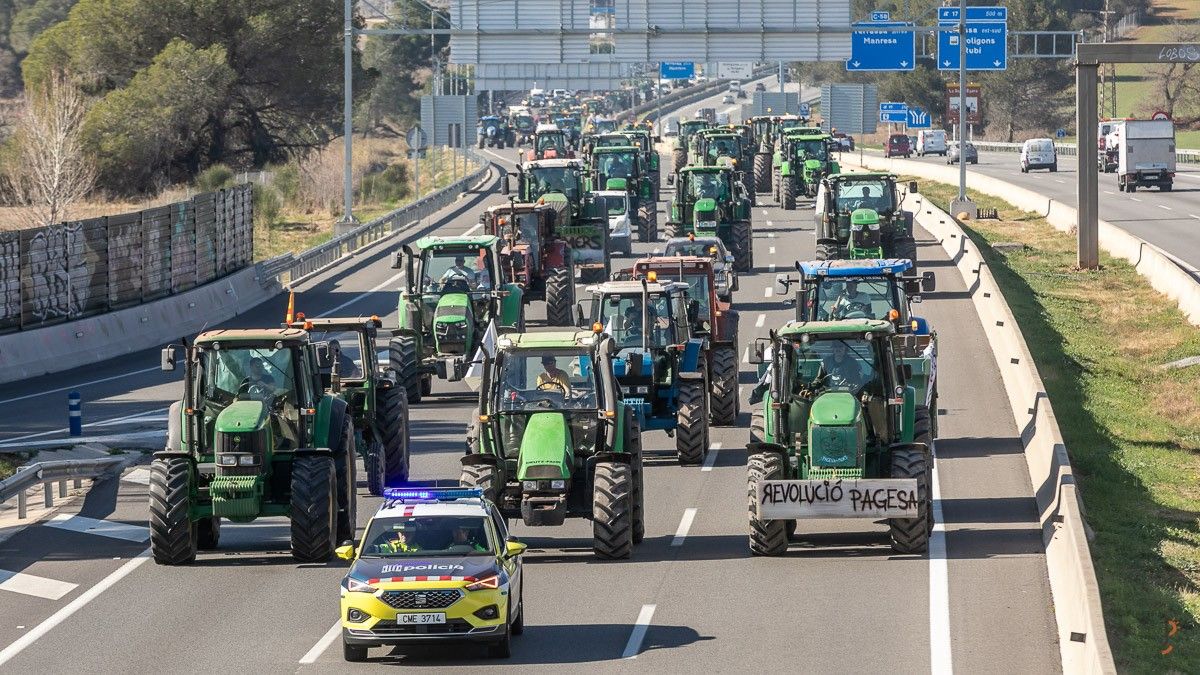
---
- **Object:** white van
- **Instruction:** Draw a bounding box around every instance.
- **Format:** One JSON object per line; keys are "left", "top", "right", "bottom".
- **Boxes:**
{"left": 916, "top": 130, "right": 947, "bottom": 157}
{"left": 1020, "top": 138, "right": 1058, "bottom": 173}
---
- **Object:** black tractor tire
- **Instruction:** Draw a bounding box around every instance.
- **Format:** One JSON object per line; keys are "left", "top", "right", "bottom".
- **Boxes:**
{"left": 460, "top": 461, "right": 500, "bottom": 504}
{"left": 149, "top": 457, "right": 197, "bottom": 565}
{"left": 477, "top": 137, "right": 485, "bottom": 149}
{"left": 334, "top": 415, "right": 358, "bottom": 544}
{"left": 638, "top": 205, "right": 658, "bottom": 242}
{"left": 365, "top": 440, "right": 385, "bottom": 496}
{"left": 592, "top": 461, "right": 633, "bottom": 559}
{"left": 627, "top": 415, "right": 645, "bottom": 545}
{"left": 888, "top": 446, "right": 932, "bottom": 554}
{"left": 891, "top": 236, "right": 918, "bottom": 270}
{"left": 197, "top": 516, "right": 221, "bottom": 550}
{"left": 772, "top": 170, "right": 781, "bottom": 203}
{"left": 388, "top": 336, "right": 422, "bottom": 404}
{"left": 666, "top": 221, "right": 683, "bottom": 239}
{"left": 782, "top": 176, "right": 796, "bottom": 210}
{"left": 814, "top": 239, "right": 838, "bottom": 262}
{"left": 732, "top": 220, "right": 753, "bottom": 273}
{"left": 290, "top": 454, "right": 338, "bottom": 563}
{"left": 709, "top": 345, "right": 740, "bottom": 426}
{"left": 747, "top": 450, "right": 788, "bottom": 556}
{"left": 672, "top": 147, "right": 687, "bottom": 173}
{"left": 675, "top": 380, "right": 709, "bottom": 465}
{"left": 343, "top": 640, "right": 368, "bottom": 662}
{"left": 754, "top": 153, "right": 771, "bottom": 192}
{"left": 749, "top": 408, "right": 766, "bottom": 445}
{"left": 421, "top": 375, "right": 432, "bottom": 397}
{"left": 544, "top": 266, "right": 574, "bottom": 326}
{"left": 378, "top": 384, "right": 410, "bottom": 488}
{"left": 466, "top": 406, "right": 481, "bottom": 455}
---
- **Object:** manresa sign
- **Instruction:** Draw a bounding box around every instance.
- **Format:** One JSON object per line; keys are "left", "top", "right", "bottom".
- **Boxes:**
{"left": 756, "top": 479, "right": 920, "bottom": 519}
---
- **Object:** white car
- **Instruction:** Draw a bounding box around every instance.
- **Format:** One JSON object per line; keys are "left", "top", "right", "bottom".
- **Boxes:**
{"left": 1020, "top": 138, "right": 1057, "bottom": 173}
{"left": 596, "top": 190, "right": 633, "bottom": 255}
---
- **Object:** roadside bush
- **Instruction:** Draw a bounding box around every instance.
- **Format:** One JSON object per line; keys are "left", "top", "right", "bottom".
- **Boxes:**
{"left": 252, "top": 183, "right": 281, "bottom": 228}
{"left": 360, "top": 162, "right": 410, "bottom": 203}
{"left": 196, "top": 163, "right": 235, "bottom": 192}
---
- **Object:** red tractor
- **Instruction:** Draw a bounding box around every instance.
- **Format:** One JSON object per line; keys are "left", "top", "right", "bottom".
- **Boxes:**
{"left": 621, "top": 256, "right": 741, "bottom": 426}
{"left": 480, "top": 197, "right": 577, "bottom": 326}
{"left": 525, "top": 126, "right": 575, "bottom": 162}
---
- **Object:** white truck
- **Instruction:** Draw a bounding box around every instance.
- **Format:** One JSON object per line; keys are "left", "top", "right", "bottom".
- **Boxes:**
{"left": 1114, "top": 119, "right": 1176, "bottom": 193}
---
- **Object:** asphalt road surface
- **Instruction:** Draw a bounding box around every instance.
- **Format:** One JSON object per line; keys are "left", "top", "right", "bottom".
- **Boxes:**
{"left": 0, "top": 86, "right": 1059, "bottom": 672}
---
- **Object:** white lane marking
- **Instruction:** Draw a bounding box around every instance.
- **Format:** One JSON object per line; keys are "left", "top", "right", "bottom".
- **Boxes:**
{"left": 767, "top": 232, "right": 775, "bottom": 238}
{"left": 122, "top": 468, "right": 152, "bottom": 486}
{"left": 1054, "top": 179, "right": 1065, "bottom": 184}
{"left": 1130, "top": 197, "right": 1142, "bottom": 202}
{"left": 45, "top": 515, "right": 149, "bottom": 543}
{"left": 755, "top": 313, "right": 766, "bottom": 328}
{"left": 0, "top": 367, "right": 164, "bottom": 406}
{"left": 652, "top": 248, "right": 661, "bottom": 255}
{"left": 318, "top": 271, "right": 406, "bottom": 318}
{"left": 1103, "top": 190, "right": 1114, "bottom": 195}
{"left": 621, "top": 604, "right": 657, "bottom": 659}
{"left": 768, "top": 264, "right": 776, "bottom": 273}
{"left": 767, "top": 220, "right": 774, "bottom": 227}
{"left": 0, "top": 570, "right": 78, "bottom": 601}
{"left": 929, "top": 443, "right": 953, "bottom": 673}
{"left": 702, "top": 442, "right": 723, "bottom": 472}
{"left": 0, "top": 549, "right": 150, "bottom": 667}
{"left": 768, "top": 246, "right": 776, "bottom": 255}
{"left": 299, "top": 621, "right": 342, "bottom": 664}
{"left": 0, "top": 407, "right": 170, "bottom": 445}
{"left": 1158, "top": 205, "right": 1172, "bottom": 211}
{"left": 742, "top": 347, "right": 750, "bottom": 364}
{"left": 462, "top": 222, "right": 482, "bottom": 236}
{"left": 763, "top": 287, "right": 773, "bottom": 298}
{"left": 760, "top": 209, "right": 768, "bottom": 216}
{"left": 670, "top": 508, "right": 698, "bottom": 547}
{"left": 1191, "top": 214, "right": 1200, "bottom": 220}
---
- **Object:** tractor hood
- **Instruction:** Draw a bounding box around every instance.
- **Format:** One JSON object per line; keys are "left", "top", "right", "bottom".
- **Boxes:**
{"left": 693, "top": 198, "right": 718, "bottom": 226}
{"left": 348, "top": 557, "right": 499, "bottom": 584}
{"left": 215, "top": 400, "right": 269, "bottom": 433}
{"left": 516, "top": 413, "right": 573, "bottom": 481}
{"left": 804, "top": 159, "right": 823, "bottom": 170}
{"left": 807, "top": 392, "right": 866, "bottom": 469}
{"left": 433, "top": 293, "right": 471, "bottom": 325}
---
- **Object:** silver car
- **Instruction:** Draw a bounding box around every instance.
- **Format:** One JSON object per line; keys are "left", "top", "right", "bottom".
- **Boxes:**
{"left": 947, "top": 141, "right": 978, "bottom": 165}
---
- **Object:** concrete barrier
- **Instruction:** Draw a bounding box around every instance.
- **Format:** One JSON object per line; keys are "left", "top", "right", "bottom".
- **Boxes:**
{"left": 853, "top": 152, "right": 1200, "bottom": 328}
{"left": 841, "top": 158, "right": 1114, "bottom": 672}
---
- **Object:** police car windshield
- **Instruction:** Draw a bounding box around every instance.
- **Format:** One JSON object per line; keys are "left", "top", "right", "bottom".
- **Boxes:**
{"left": 813, "top": 278, "right": 897, "bottom": 321}
{"left": 360, "top": 515, "right": 495, "bottom": 557}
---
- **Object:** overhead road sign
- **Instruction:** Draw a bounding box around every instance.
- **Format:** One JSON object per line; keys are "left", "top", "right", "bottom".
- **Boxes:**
{"left": 847, "top": 21, "right": 916, "bottom": 71}
{"left": 906, "top": 108, "right": 931, "bottom": 129}
{"left": 879, "top": 102, "right": 906, "bottom": 111}
{"left": 660, "top": 61, "right": 695, "bottom": 80}
{"left": 871, "top": 11, "right": 891, "bottom": 22}
{"left": 799, "top": 102, "right": 811, "bottom": 118}
{"left": 717, "top": 62, "right": 754, "bottom": 79}
{"left": 880, "top": 102, "right": 908, "bottom": 123}
{"left": 937, "top": 6, "right": 1008, "bottom": 71}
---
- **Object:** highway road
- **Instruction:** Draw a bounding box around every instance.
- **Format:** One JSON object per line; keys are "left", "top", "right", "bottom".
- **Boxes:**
{"left": 0, "top": 85, "right": 1059, "bottom": 672}
{"left": 864, "top": 147, "right": 1200, "bottom": 272}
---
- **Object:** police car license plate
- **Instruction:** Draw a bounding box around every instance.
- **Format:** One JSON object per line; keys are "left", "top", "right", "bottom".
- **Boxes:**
{"left": 398, "top": 613, "right": 446, "bottom": 625}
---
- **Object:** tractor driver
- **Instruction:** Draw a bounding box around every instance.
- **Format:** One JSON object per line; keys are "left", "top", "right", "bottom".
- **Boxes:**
{"left": 841, "top": 184, "right": 880, "bottom": 212}
{"left": 536, "top": 355, "right": 571, "bottom": 394}
{"left": 327, "top": 339, "right": 362, "bottom": 380}
{"left": 245, "top": 357, "right": 279, "bottom": 394}
{"left": 440, "top": 255, "right": 475, "bottom": 289}
{"left": 692, "top": 173, "right": 726, "bottom": 201}
{"left": 621, "top": 305, "right": 643, "bottom": 343}
{"left": 819, "top": 341, "right": 869, "bottom": 392}
{"left": 828, "top": 281, "right": 875, "bottom": 320}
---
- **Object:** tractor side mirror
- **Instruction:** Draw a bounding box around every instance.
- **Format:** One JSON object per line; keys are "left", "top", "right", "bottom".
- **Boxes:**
{"left": 391, "top": 250, "right": 403, "bottom": 270}
{"left": 921, "top": 271, "right": 936, "bottom": 293}
{"left": 908, "top": 181, "right": 919, "bottom": 194}
{"left": 773, "top": 274, "right": 792, "bottom": 297}
{"left": 574, "top": 303, "right": 587, "bottom": 328}
{"left": 314, "top": 343, "right": 333, "bottom": 370}
{"left": 502, "top": 173, "right": 511, "bottom": 195}
{"left": 748, "top": 338, "right": 768, "bottom": 365}
{"left": 667, "top": 173, "right": 676, "bottom": 186}
{"left": 160, "top": 345, "right": 178, "bottom": 372}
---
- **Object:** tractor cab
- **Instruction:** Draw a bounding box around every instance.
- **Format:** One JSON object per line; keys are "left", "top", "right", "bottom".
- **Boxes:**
{"left": 478, "top": 115, "right": 509, "bottom": 149}
{"left": 668, "top": 166, "right": 753, "bottom": 272}
{"left": 589, "top": 146, "right": 648, "bottom": 194}
{"left": 663, "top": 234, "right": 738, "bottom": 300}
{"left": 625, "top": 256, "right": 728, "bottom": 335}
{"left": 590, "top": 117, "right": 618, "bottom": 134}
{"left": 528, "top": 126, "right": 573, "bottom": 160}
{"left": 678, "top": 119, "right": 710, "bottom": 146}
{"left": 507, "top": 159, "right": 585, "bottom": 205}
{"left": 510, "top": 111, "right": 537, "bottom": 144}
{"left": 773, "top": 131, "right": 840, "bottom": 207}
{"left": 775, "top": 259, "right": 934, "bottom": 328}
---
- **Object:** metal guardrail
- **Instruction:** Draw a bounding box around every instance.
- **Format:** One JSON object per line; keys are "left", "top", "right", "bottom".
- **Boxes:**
{"left": 620, "top": 66, "right": 777, "bottom": 123}
{"left": 966, "top": 140, "right": 1200, "bottom": 165}
{"left": 0, "top": 457, "right": 124, "bottom": 520}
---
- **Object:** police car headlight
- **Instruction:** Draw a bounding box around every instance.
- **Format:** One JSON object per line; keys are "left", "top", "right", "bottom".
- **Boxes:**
{"left": 466, "top": 573, "right": 502, "bottom": 591}
{"left": 342, "top": 577, "right": 378, "bottom": 594}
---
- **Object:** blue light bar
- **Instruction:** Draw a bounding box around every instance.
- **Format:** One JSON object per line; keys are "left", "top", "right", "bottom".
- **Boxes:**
{"left": 383, "top": 487, "right": 484, "bottom": 502}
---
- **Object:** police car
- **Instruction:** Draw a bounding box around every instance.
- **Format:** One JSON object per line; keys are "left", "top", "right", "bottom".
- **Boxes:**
{"left": 338, "top": 488, "right": 526, "bottom": 661}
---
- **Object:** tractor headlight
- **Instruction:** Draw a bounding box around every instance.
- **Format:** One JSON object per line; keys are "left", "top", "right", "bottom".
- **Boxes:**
{"left": 217, "top": 455, "right": 237, "bottom": 466}
{"left": 238, "top": 455, "right": 256, "bottom": 466}
{"left": 522, "top": 480, "right": 538, "bottom": 491}
{"left": 550, "top": 479, "right": 566, "bottom": 490}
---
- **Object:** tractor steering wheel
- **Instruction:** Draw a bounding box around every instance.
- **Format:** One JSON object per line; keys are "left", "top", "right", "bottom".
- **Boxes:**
{"left": 837, "top": 301, "right": 872, "bottom": 319}
{"left": 237, "top": 378, "right": 272, "bottom": 400}
{"left": 537, "top": 380, "right": 567, "bottom": 394}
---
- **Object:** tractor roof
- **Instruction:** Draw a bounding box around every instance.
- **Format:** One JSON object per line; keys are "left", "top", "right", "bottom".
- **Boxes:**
{"left": 830, "top": 172, "right": 896, "bottom": 182}
{"left": 777, "top": 319, "right": 895, "bottom": 337}
{"left": 195, "top": 328, "right": 309, "bottom": 345}
{"left": 525, "top": 159, "right": 580, "bottom": 169}
{"left": 786, "top": 133, "right": 829, "bottom": 141}
{"left": 632, "top": 256, "right": 715, "bottom": 273}
{"left": 415, "top": 234, "right": 500, "bottom": 249}
{"left": 588, "top": 279, "right": 684, "bottom": 295}
{"left": 497, "top": 330, "right": 600, "bottom": 349}
{"left": 798, "top": 259, "right": 914, "bottom": 278}
{"left": 679, "top": 165, "right": 730, "bottom": 174}
{"left": 593, "top": 145, "right": 639, "bottom": 153}
{"left": 287, "top": 317, "right": 383, "bottom": 331}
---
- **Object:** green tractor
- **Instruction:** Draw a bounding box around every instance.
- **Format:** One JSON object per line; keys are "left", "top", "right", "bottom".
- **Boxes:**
{"left": 666, "top": 166, "right": 754, "bottom": 272}
{"left": 773, "top": 132, "right": 840, "bottom": 210}
{"left": 460, "top": 330, "right": 645, "bottom": 559}
{"left": 813, "top": 173, "right": 918, "bottom": 268}
{"left": 151, "top": 328, "right": 358, "bottom": 564}
{"left": 746, "top": 319, "right": 934, "bottom": 555}
{"left": 689, "top": 128, "right": 756, "bottom": 206}
{"left": 297, "top": 317, "right": 411, "bottom": 495}
{"left": 674, "top": 119, "right": 711, "bottom": 172}
{"left": 389, "top": 235, "right": 525, "bottom": 403}
{"left": 587, "top": 145, "right": 658, "bottom": 242}
{"left": 618, "top": 126, "right": 662, "bottom": 201}
{"left": 749, "top": 116, "right": 776, "bottom": 192}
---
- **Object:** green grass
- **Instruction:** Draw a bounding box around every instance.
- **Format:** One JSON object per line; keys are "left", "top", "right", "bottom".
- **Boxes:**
{"left": 910, "top": 177, "right": 1200, "bottom": 672}
{"left": 0, "top": 455, "right": 20, "bottom": 480}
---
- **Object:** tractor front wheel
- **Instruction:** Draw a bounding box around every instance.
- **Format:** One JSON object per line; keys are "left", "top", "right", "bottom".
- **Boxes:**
{"left": 389, "top": 336, "right": 422, "bottom": 404}
{"left": 149, "top": 457, "right": 197, "bottom": 565}
{"left": 675, "top": 380, "right": 709, "bottom": 465}
{"left": 197, "top": 516, "right": 221, "bottom": 550}
{"left": 888, "top": 446, "right": 932, "bottom": 554}
{"left": 460, "top": 460, "right": 500, "bottom": 504}
{"left": 782, "top": 177, "right": 796, "bottom": 210}
{"left": 732, "top": 221, "right": 753, "bottom": 273}
{"left": 747, "top": 450, "right": 789, "bottom": 556}
{"left": 378, "top": 384, "right": 410, "bottom": 489}
{"left": 709, "top": 345, "right": 740, "bottom": 426}
{"left": 754, "top": 154, "right": 771, "bottom": 192}
{"left": 290, "top": 454, "right": 338, "bottom": 563}
{"left": 672, "top": 147, "right": 686, "bottom": 172}
{"left": 544, "top": 266, "right": 574, "bottom": 326}
{"left": 592, "top": 461, "right": 633, "bottom": 559}
{"left": 814, "top": 239, "right": 838, "bottom": 262}
{"left": 334, "top": 415, "right": 358, "bottom": 543}
{"left": 891, "top": 236, "right": 918, "bottom": 270}
{"left": 365, "top": 440, "right": 385, "bottom": 496}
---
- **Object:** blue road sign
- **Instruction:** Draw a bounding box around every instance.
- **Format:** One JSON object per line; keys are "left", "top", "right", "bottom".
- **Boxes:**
{"left": 907, "top": 108, "right": 931, "bottom": 129}
{"left": 1056, "top": 128, "right": 1067, "bottom": 138}
{"left": 938, "top": 7, "right": 1007, "bottom": 22}
{"left": 880, "top": 102, "right": 907, "bottom": 112}
{"left": 799, "top": 102, "right": 811, "bottom": 117}
{"left": 660, "top": 62, "right": 695, "bottom": 79}
{"left": 938, "top": 21, "right": 1007, "bottom": 70}
{"left": 847, "top": 21, "right": 915, "bottom": 71}
{"left": 880, "top": 102, "right": 908, "bottom": 123}
{"left": 871, "top": 11, "right": 891, "bottom": 22}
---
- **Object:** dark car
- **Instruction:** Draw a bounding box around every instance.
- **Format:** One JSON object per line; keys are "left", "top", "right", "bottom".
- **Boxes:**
{"left": 885, "top": 134, "right": 912, "bottom": 158}
{"left": 754, "top": 82, "right": 766, "bottom": 92}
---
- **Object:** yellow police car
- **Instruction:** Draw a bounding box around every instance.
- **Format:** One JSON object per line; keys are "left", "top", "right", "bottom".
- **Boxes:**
{"left": 338, "top": 488, "right": 526, "bottom": 661}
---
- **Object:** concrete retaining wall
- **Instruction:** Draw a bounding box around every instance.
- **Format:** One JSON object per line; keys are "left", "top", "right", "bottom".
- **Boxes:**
{"left": 844, "top": 158, "right": 1115, "bottom": 672}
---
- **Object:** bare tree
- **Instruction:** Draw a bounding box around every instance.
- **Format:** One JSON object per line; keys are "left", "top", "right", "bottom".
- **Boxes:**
{"left": 1144, "top": 24, "right": 1200, "bottom": 124}
{"left": 5, "top": 73, "right": 96, "bottom": 228}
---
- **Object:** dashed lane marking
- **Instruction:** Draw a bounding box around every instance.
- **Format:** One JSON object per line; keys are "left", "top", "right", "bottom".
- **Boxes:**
{"left": 755, "top": 314, "right": 766, "bottom": 328}
{"left": 769, "top": 264, "right": 776, "bottom": 273}
{"left": 1130, "top": 197, "right": 1142, "bottom": 202}
{"left": 45, "top": 515, "right": 149, "bottom": 543}
{"left": 768, "top": 246, "right": 776, "bottom": 255}
{"left": 1158, "top": 205, "right": 1172, "bottom": 211}
{"left": 702, "top": 443, "right": 723, "bottom": 472}
{"left": 0, "top": 570, "right": 78, "bottom": 601}
{"left": 299, "top": 621, "right": 342, "bottom": 664}
{"left": 929, "top": 442, "right": 953, "bottom": 672}
{"left": 670, "top": 508, "right": 698, "bottom": 546}
{"left": 763, "top": 287, "right": 772, "bottom": 298}
{"left": 621, "top": 604, "right": 657, "bottom": 659}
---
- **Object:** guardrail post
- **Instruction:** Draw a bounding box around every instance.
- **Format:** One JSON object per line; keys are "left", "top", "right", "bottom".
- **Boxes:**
{"left": 18, "top": 490, "right": 26, "bottom": 519}
{"left": 44, "top": 482, "right": 53, "bottom": 507}
{"left": 59, "top": 480, "right": 67, "bottom": 498}
{"left": 73, "top": 478, "right": 81, "bottom": 489}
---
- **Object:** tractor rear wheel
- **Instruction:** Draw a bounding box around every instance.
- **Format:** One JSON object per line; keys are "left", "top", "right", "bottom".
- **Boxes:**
{"left": 378, "top": 384, "right": 410, "bottom": 489}
{"left": 781, "top": 177, "right": 796, "bottom": 210}
{"left": 675, "top": 380, "right": 709, "bottom": 465}
{"left": 290, "top": 454, "right": 338, "bottom": 562}
{"left": 747, "top": 450, "right": 788, "bottom": 556}
{"left": 334, "top": 415, "right": 358, "bottom": 543}
{"left": 672, "top": 147, "right": 686, "bottom": 172}
{"left": 460, "top": 461, "right": 500, "bottom": 504}
{"left": 772, "top": 170, "right": 780, "bottom": 202}
{"left": 388, "top": 336, "right": 422, "bottom": 404}
{"left": 814, "top": 239, "right": 838, "bottom": 262}
{"left": 709, "top": 345, "right": 740, "bottom": 426}
{"left": 627, "top": 415, "right": 645, "bottom": 545}
{"left": 888, "top": 446, "right": 932, "bottom": 554}
{"left": 544, "top": 266, "right": 574, "bottom": 326}
{"left": 732, "top": 221, "right": 753, "bottom": 273}
{"left": 197, "top": 516, "right": 221, "bottom": 550}
{"left": 637, "top": 205, "right": 658, "bottom": 242}
{"left": 592, "top": 461, "right": 633, "bottom": 559}
{"left": 754, "top": 154, "right": 771, "bottom": 192}
{"left": 365, "top": 439, "right": 385, "bottom": 496}
{"left": 149, "top": 457, "right": 197, "bottom": 565}
{"left": 891, "top": 236, "right": 918, "bottom": 269}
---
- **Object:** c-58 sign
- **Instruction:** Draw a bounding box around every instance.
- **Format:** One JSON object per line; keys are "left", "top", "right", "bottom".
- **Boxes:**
{"left": 756, "top": 479, "right": 920, "bottom": 519}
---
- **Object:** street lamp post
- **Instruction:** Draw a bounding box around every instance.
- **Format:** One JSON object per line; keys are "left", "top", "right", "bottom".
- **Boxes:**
{"left": 949, "top": 0, "right": 977, "bottom": 219}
